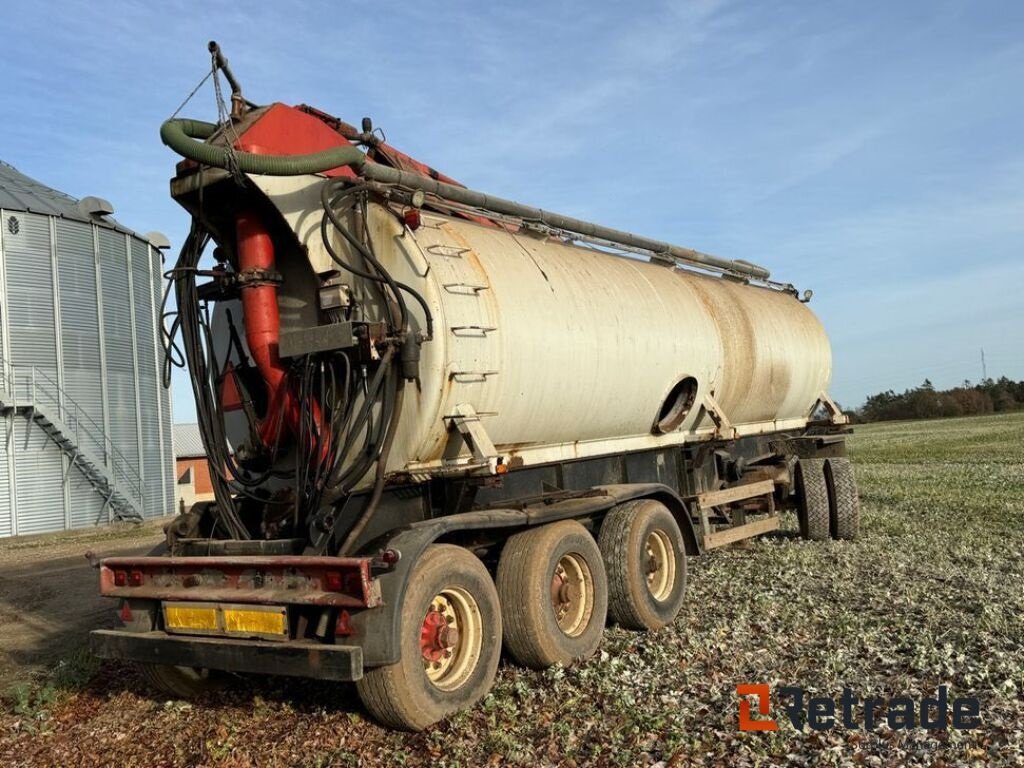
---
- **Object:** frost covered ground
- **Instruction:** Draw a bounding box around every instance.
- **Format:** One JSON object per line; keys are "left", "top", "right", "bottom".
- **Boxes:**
{"left": 2, "top": 412, "right": 1022, "bottom": 767}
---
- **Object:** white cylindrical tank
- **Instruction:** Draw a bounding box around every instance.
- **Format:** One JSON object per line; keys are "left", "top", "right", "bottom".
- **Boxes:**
{"left": 243, "top": 176, "right": 833, "bottom": 485}
{"left": 383, "top": 209, "right": 830, "bottom": 470}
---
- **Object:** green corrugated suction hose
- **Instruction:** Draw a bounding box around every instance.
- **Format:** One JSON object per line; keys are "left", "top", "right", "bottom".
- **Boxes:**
{"left": 159, "top": 118, "right": 366, "bottom": 175}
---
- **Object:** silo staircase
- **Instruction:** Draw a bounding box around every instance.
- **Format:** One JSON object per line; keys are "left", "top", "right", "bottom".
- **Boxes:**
{"left": 0, "top": 360, "right": 145, "bottom": 523}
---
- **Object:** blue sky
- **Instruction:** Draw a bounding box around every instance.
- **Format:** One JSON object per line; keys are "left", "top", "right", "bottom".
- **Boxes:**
{"left": 1, "top": 0, "right": 1021, "bottom": 421}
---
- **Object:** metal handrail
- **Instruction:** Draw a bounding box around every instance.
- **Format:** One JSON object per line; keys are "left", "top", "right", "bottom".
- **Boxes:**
{"left": 0, "top": 356, "right": 143, "bottom": 506}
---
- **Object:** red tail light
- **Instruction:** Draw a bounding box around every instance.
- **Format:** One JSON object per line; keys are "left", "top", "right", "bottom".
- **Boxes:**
{"left": 324, "top": 571, "right": 344, "bottom": 592}
{"left": 335, "top": 609, "right": 352, "bottom": 637}
{"left": 129, "top": 570, "right": 144, "bottom": 587}
{"left": 113, "top": 570, "right": 128, "bottom": 587}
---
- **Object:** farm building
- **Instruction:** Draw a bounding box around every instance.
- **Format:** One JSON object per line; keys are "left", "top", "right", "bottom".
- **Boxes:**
{"left": 172, "top": 422, "right": 215, "bottom": 511}
{"left": 0, "top": 161, "right": 174, "bottom": 536}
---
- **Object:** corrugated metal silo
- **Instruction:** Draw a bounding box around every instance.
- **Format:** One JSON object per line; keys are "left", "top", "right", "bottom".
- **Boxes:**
{"left": 0, "top": 161, "right": 175, "bottom": 536}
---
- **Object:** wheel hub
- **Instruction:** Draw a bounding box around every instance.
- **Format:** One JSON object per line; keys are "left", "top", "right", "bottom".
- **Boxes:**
{"left": 550, "top": 554, "right": 592, "bottom": 636}
{"left": 419, "top": 587, "right": 483, "bottom": 691}
{"left": 551, "top": 566, "right": 577, "bottom": 612}
{"left": 644, "top": 529, "right": 675, "bottom": 601}
{"left": 420, "top": 605, "right": 456, "bottom": 663}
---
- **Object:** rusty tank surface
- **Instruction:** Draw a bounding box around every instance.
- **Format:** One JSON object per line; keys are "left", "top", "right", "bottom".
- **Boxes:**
{"left": 91, "top": 44, "right": 858, "bottom": 732}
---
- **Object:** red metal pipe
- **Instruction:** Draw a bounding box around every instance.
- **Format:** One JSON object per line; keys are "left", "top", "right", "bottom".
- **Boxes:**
{"left": 236, "top": 212, "right": 288, "bottom": 447}
{"left": 235, "top": 213, "right": 325, "bottom": 454}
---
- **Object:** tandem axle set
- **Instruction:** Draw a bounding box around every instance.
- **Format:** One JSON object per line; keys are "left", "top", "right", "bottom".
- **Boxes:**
{"left": 92, "top": 432, "right": 858, "bottom": 729}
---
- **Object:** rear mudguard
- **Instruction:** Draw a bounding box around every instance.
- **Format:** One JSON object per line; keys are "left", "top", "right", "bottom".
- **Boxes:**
{"left": 352, "top": 483, "right": 698, "bottom": 666}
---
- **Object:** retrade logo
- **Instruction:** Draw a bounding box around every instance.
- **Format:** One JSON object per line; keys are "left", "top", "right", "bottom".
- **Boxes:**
{"left": 737, "top": 685, "right": 981, "bottom": 732}
{"left": 736, "top": 684, "right": 778, "bottom": 731}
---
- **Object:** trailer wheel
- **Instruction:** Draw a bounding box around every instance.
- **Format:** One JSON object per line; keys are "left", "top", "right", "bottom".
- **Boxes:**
{"left": 355, "top": 544, "right": 501, "bottom": 731}
{"left": 139, "top": 663, "right": 221, "bottom": 699}
{"left": 115, "top": 599, "right": 223, "bottom": 699}
{"left": 795, "top": 458, "right": 830, "bottom": 541}
{"left": 598, "top": 499, "right": 687, "bottom": 631}
{"left": 119, "top": 546, "right": 223, "bottom": 700}
{"left": 825, "top": 457, "right": 860, "bottom": 540}
{"left": 496, "top": 520, "right": 608, "bottom": 669}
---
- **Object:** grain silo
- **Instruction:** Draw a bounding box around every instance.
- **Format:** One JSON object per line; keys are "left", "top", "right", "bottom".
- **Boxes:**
{"left": 0, "top": 161, "right": 175, "bottom": 536}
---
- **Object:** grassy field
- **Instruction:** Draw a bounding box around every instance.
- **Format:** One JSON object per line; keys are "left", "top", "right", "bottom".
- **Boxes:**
{"left": 2, "top": 412, "right": 1023, "bottom": 766}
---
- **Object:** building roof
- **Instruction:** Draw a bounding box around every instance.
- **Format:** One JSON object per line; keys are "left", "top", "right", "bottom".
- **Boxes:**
{"left": 0, "top": 160, "right": 140, "bottom": 236}
{"left": 173, "top": 423, "right": 208, "bottom": 459}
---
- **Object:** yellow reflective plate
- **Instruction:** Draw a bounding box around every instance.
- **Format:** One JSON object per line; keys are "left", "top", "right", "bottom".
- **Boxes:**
{"left": 162, "top": 602, "right": 288, "bottom": 640}
{"left": 164, "top": 604, "right": 219, "bottom": 632}
{"left": 223, "top": 607, "right": 287, "bottom": 637}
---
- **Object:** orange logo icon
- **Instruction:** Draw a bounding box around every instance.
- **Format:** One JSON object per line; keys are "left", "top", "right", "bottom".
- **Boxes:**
{"left": 737, "top": 684, "right": 778, "bottom": 731}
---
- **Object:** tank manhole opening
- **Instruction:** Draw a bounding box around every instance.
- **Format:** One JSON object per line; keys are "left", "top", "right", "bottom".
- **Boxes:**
{"left": 654, "top": 376, "right": 699, "bottom": 434}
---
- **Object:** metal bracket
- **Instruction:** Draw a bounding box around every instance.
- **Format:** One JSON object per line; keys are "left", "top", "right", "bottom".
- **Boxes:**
{"left": 279, "top": 322, "right": 356, "bottom": 358}
{"left": 701, "top": 392, "right": 738, "bottom": 440}
{"left": 691, "top": 479, "right": 777, "bottom": 549}
{"left": 813, "top": 390, "right": 849, "bottom": 425}
{"left": 445, "top": 403, "right": 501, "bottom": 473}
{"left": 235, "top": 267, "right": 283, "bottom": 287}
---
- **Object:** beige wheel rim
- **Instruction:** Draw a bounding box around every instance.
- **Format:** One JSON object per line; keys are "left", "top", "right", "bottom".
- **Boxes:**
{"left": 420, "top": 587, "right": 482, "bottom": 691}
{"left": 551, "top": 553, "right": 594, "bottom": 637}
{"left": 644, "top": 529, "right": 676, "bottom": 602}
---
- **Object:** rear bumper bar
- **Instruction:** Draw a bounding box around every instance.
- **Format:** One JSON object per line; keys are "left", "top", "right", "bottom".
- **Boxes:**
{"left": 90, "top": 629, "right": 363, "bottom": 681}
{"left": 98, "top": 556, "right": 381, "bottom": 608}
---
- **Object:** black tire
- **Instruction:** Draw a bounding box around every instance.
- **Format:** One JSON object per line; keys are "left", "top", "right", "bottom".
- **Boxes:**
{"left": 795, "top": 458, "right": 830, "bottom": 541}
{"left": 598, "top": 500, "right": 687, "bottom": 631}
{"left": 356, "top": 545, "right": 502, "bottom": 731}
{"left": 122, "top": 542, "right": 223, "bottom": 699}
{"left": 496, "top": 520, "right": 608, "bottom": 669}
{"left": 825, "top": 457, "right": 860, "bottom": 540}
{"left": 139, "top": 663, "right": 222, "bottom": 699}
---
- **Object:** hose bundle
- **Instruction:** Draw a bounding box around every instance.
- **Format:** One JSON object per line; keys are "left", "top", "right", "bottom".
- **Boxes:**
{"left": 162, "top": 221, "right": 292, "bottom": 539}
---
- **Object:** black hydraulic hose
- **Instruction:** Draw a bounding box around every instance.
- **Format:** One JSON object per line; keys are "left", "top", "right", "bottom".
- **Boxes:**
{"left": 320, "top": 182, "right": 408, "bottom": 331}
{"left": 295, "top": 354, "right": 339, "bottom": 521}
{"left": 327, "top": 352, "right": 387, "bottom": 483}
{"left": 321, "top": 201, "right": 435, "bottom": 339}
{"left": 171, "top": 225, "right": 249, "bottom": 537}
{"left": 325, "top": 346, "right": 396, "bottom": 493}
{"left": 160, "top": 118, "right": 366, "bottom": 176}
{"left": 338, "top": 378, "right": 405, "bottom": 556}
{"left": 395, "top": 281, "right": 434, "bottom": 341}
{"left": 320, "top": 351, "right": 395, "bottom": 506}
{"left": 168, "top": 221, "right": 300, "bottom": 539}
{"left": 320, "top": 182, "right": 434, "bottom": 340}
{"left": 319, "top": 209, "right": 384, "bottom": 283}
{"left": 319, "top": 211, "right": 397, "bottom": 332}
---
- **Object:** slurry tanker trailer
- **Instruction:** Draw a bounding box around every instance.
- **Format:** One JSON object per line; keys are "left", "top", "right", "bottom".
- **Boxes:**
{"left": 91, "top": 44, "right": 858, "bottom": 730}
